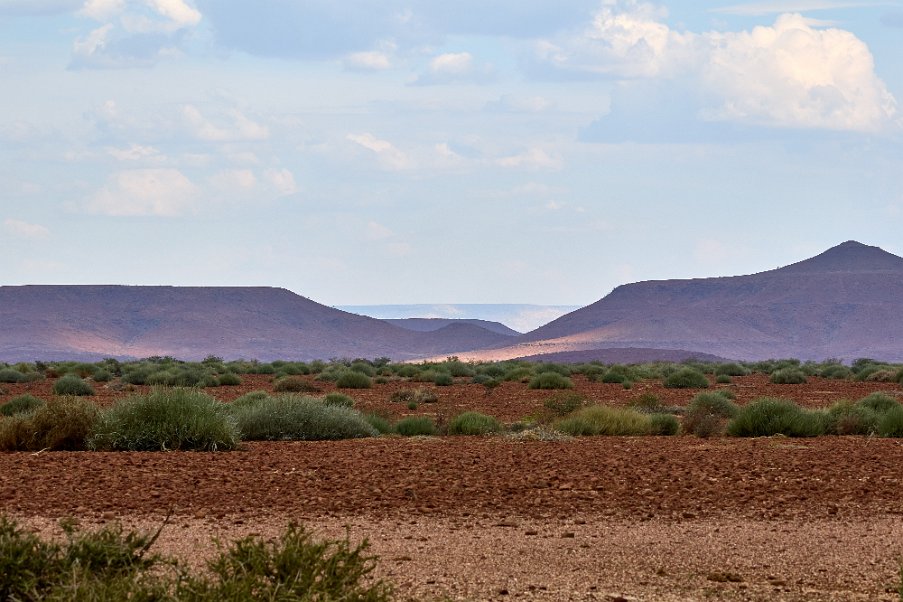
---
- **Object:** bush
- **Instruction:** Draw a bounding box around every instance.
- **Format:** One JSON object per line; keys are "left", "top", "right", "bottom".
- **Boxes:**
{"left": 0, "top": 394, "right": 44, "bottom": 417}
{"left": 323, "top": 392, "right": 355, "bottom": 408}
{"left": 92, "top": 369, "right": 112, "bottom": 382}
{"left": 389, "top": 388, "right": 437, "bottom": 404}
{"left": 715, "top": 374, "right": 732, "bottom": 384}
{"left": 0, "top": 398, "right": 99, "bottom": 451}
{"left": 395, "top": 416, "right": 437, "bottom": 437}
{"left": 273, "top": 376, "right": 321, "bottom": 393}
{"left": 217, "top": 372, "right": 242, "bottom": 386}
{"left": 503, "top": 367, "right": 534, "bottom": 382}
{"left": 543, "top": 393, "right": 586, "bottom": 417}
{"left": 231, "top": 390, "right": 270, "bottom": 408}
{"left": 528, "top": 372, "right": 574, "bottom": 390}
{"left": 770, "top": 368, "right": 807, "bottom": 384}
{"left": 600, "top": 371, "right": 629, "bottom": 384}
{"left": 0, "top": 368, "right": 26, "bottom": 383}
{"left": 878, "top": 405, "right": 903, "bottom": 438}
{"left": 433, "top": 372, "right": 454, "bottom": 386}
{"left": 819, "top": 364, "right": 852, "bottom": 379}
{"left": 89, "top": 389, "right": 240, "bottom": 451}
{"left": 364, "top": 413, "right": 393, "bottom": 435}
{"left": 229, "top": 395, "right": 376, "bottom": 441}
{"left": 714, "top": 363, "right": 749, "bottom": 377}
{"left": 556, "top": 406, "right": 652, "bottom": 436}
{"left": 52, "top": 375, "right": 95, "bottom": 396}
{"left": 648, "top": 413, "right": 680, "bottom": 436}
{"left": 825, "top": 401, "right": 879, "bottom": 436}
{"left": 857, "top": 392, "right": 900, "bottom": 415}
{"left": 727, "top": 398, "right": 826, "bottom": 437}
{"left": 663, "top": 368, "right": 709, "bottom": 389}
{"left": 335, "top": 371, "right": 372, "bottom": 389}
{"left": 448, "top": 412, "right": 501, "bottom": 436}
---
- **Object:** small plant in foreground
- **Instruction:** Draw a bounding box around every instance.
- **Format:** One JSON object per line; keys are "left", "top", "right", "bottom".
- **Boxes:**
{"left": 394, "top": 416, "right": 436, "bottom": 436}
{"left": 0, "top": 394, "right": 44, "bottom": 417}
{"left": 528, "top": 371, "right": 574, "bottom": 390}
{"left": 448, "top": 412, "right": 501, "bottom": 436}
{"left": 727, "top": 398, "right": 826, "bottom": 437}
{"left": 52, "top": 374, "right": 95, "bottom": 396}
{"left": 89, "top": 388, "right": 239, "bottom": 451}
{"left": 0, "top": 397, "right": 99, "bottom": 451}
{"left": 663, "top": 368, "right": 709, "bottom": 389}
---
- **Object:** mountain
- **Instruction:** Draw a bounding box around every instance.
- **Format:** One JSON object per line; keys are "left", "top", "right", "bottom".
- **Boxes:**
{"left": 337, "top": 304, "right": 580, "bottom": 333}
{"left": 0, "top": 286, "right": 515, "bottom": 362}
{"left": 385, "top": 318, "right": 521, "bottom": 337}
{"left": 456, "top": 241, "right": 903, "bottom": 362}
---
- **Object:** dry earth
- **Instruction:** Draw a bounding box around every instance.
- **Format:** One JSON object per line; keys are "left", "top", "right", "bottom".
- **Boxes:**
{"left": 2, "top": 375, "right": 903, "bottom": 600}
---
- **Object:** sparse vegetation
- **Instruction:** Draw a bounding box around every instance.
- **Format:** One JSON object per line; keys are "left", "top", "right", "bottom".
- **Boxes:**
{"left": 273, "top": 376, "right": 321, "bottom": 393}
{"left": 770, "top": 368, "right": 807, "bottom": 384}
{"left": 684, "top": 392, "right": 739, "bottom": 438}
{"left": 390, "top": 388, "right": 437, "bottom": 404}
{"left": 555, "top": 406, "right": 661, "bottom": 436}
{"left": 448, "top": 412, "right": 501, "bottom": 436}
{"left": 0, "top": 394, "right": 44, "bottom": 417}
{"left": 335, "top": 371, "right": 373, "bottom": 389}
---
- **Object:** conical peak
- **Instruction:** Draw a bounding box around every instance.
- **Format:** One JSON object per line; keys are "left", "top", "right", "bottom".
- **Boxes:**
{"left": 777, "top": 241, "right": 903, "bottom": 274}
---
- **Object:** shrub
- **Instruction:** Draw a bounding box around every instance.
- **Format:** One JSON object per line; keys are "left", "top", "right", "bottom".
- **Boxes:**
{"left": 715, "top": 374, "right": 732, "bottom": 384}
{"left": 663, "top": 368, "right": 709, "bottom": 389}
{"left": 89, "top": 389, "right": 239, "bottom": 451}
{"left": 714, "top": 363, "right": 749, "bottom": 377}
{"left": 217, "top": 372, "right": 242, "bottom": 386}
{"left": 866, "top": 370, "right": 897, "bottom": 383}
{"left": 448, "top": 412, "right": 501, "bottom": 436}
{"left": 349, "top": 361, "right": 376, "bottom": 377}
{"left": 390, "top": 388, "right": 437, "bottom": 404}
{"left": 0, "top": 398, "right": 99, "bottom": 451}
{"left": 600, "top": 371, "right": 629, "bottom": 384}
{"left": 648, "top": 413, "right": 680, "bottom": 436}
{"left": 770, "top": 368, "right": 807, "bottom": 384}
{"left": 364, "top": 413, "right": 393, "bottom": 435}
{"left": 229, "top": 395, "right": 376, "bottom": 441}
{"left": 273, "top": 376, "right": 321, "bottom": 393}
{"left": 825, "top": 401, "right": 879, "bottom": 436}
{"left": 0, "top": 394, "right": 44, "bottom": 417}
{"left": 857, "top": 392, "right": 900, "bottom": 415}
{"left": 543, "top": 393, "right": 586, "bottom": 417}
{"left": 433, "top": 372, "right": 454, "bottom": 386}
{"left": 727, "top": 398, "right": 826, "bottom": 437}
{"left": 528, "top": 372, "right": 574, "bottom": 390}
{"left": 323, "top": 392, "right": 355, "bottom": 408}
{"left": 395, "top": 416, "right": 437, "bottom": 436}
{"left": 819, "top": 364, "right": 852, "bottom": 379}
{"left": 503, "top": 367, "right": 534, "bottom": 382}
{"left": 555, "top": 406, "right": 652, "bottom": 436}
{"left": 335, "top": 371, "right": 372, "bottom": 389}
{"left": 0, "top": 369, "right": 26, "bottom": 383}
{"left": 231, "top": 390, "right": 270, "bottom": 408}
{"left": 52, "top": 375, "right": 95, "bottom": 396}
{"left": 92, "top": 369, "right": 112, "bottom": 382}
{"left": 878, "top": 405, "right": 903, "bottom": 438}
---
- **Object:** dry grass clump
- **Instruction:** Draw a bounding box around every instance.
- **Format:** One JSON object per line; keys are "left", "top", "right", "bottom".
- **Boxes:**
{"left": 0, "top": 397, "right": 99, "bottom": 451}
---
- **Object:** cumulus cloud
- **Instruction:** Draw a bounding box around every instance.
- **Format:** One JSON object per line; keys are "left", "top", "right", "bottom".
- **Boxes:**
{"left": 539, "top": 1, "right": 898, "bottom": 133}
{"left": 182, "top": 105, "right": 270, "bottom": 141}
{"left": 414, "top": 51, "right": 495, "bottom": 85}
{"left": 87, "top": 168, "right": 198, "bottom": 216}
{"left": 3, "top": 219, "right": 50, "bottom": 239}
{"left": 346, "top": 132, "right": 412, "bottom": 170}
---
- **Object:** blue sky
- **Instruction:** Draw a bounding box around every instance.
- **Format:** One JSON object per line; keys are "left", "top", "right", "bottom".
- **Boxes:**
{"left": 1, "top": 0, "right": 902, "bottom": 306}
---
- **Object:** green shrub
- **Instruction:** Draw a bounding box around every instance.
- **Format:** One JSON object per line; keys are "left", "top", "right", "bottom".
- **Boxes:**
{"left": 770, "top": 368, "right": 807, "bottom": 384}
{"left": 0, "top": 369, "right": 26, "bottom": 383}
{"left": 91, "top": 369, "right": 112, "bottom": 382}
{"left": 323, "top": 392, "right": 355, "bottom": 408}
{"left": 407, "top": 401, "right": 417, "bottom": 411}
{"left": 89, "top": 389, "right": 239, "bottom": 451}
{"left": 231, "top": 390, "right": 270, "bottom": 408}
{"left": 528, "top": 372, "right": 574, "bottom": 390}
{"left": 556, "top": 406, "right": 651, "bottom": 436}
{"left": 390, "top": 388, "right": 437, "bottom": 404}
{"left": 433, "top": 372, "right": 454, "bottom": 386}
{"left": 364, "top": 413, "right": 393, "bottom": 435}
{"left": 217, "top": 372, "right": 242, "bottom": 386}
{"left": 543, "top": 393, "right": 586, "bottom": 417}
{"left": 349, "top": 361, "right": 376, "bottom": 377}
{"left": 648, "top": 413, "right": 680, "bottom": 436}
{"left": 600, "top": 371, "right": 629, "bottom": 384}
{"left": 663, "top": 368, "right": 709, "bottom": 389}
{"left": 878, "top": 405, "right": 903, "bottom": 438}
{"left": 503, "top": 367, "right": 534, "bottom": 382}
{"left": 715, "top": 374, "right": 732, "bottom": 384}
{"left": 335, "top": 371, "right": 372, "bottom": 389}
{"left": 229, "top": 395, "right": 376, "bottom": 441}
{"left": 857, "top": 392, "right": 900, "bottom": 414}
{"left": 0, "top": 397, "right": 99, "bottom": 451}
{"left": 448, "top": 412, "right": 501, "bottom": 436}
{"left": 52, "top": 375, "right": 95, "bottom": 396}
{"left": 825, "top": 401, "right": 879, "bottom": 436}
{"left": 819, "top": 364, "right": 852, "bottom": 379}
{"left": 727, "top": 398, "right": 826, "bottom": 437}
{"left": 0, "top": 394, "right": 44, "bottom": 417}
{"left": 273, "top": 376, "right": 321, "bottom": 393}
{"left": 714, "top": 363, "right": 749, "bottom": 377}
{"left": 395, "top": 416, "right": 436, "bottom": 437}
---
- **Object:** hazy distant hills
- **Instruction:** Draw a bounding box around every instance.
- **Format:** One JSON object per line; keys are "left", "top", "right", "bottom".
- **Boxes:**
{"left": 0, "top": 286, "right": 515, "bottom": 362}
{"left": 337, "top": 304, "right": 580, "bottom": 334}
{"left": 457, "top": 241, "right": 903, "bottom": 363}
{"left": 385, "top": 318, "right": 521, "bottom": 337}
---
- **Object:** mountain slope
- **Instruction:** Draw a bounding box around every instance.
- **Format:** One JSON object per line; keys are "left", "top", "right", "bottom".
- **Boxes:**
{"left": 0, "top": 286, "right": 512, "bottom": 362}
{"left": 385, "top": 318, "right": 521, "bottom": 337}
{"left": 458, "top": 241, "right": 903, "bottom": 362}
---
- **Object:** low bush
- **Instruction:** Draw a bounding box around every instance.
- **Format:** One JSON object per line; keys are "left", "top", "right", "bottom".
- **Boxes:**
{"left": 89, "top": 389, "right": 239, "bottom": 451}
{"left": 395, "top": 416, "right": 437, "bottom": 437}
{"left": 715, "top": 374, "right": 732, "bottom": 384}
{"left": 663, "top": 368, "right": 709, "bottom": 389}
{"left": 52, "top": 375, "right": 95, "bottom": 396}
{"left": 323, "top": 392, "right": 355, "bottom": 408}
{"left": 433, "top": 372, "right": 454, "bottom": 386}
{"left": 825, "top": 401, "right": 879, "bottom": 436}
{"left": 819, "top": 364, "right": 852, "bottom": 379}
{"left": 0, "top": 368, "right": 26, "bottom": 383}
{"left": 389, "top": 388, "right": 437, "bottom": 404}
{"left": 528, "top": 372, "right": 574, "bottom": 390}
{"left": 229, "top": 395, "right": 376, "bottom": 441}
{"left": 857, "top": 392, "right": 900, "bottom": 415}
{"left": 448, "top": 412, "right": 501, "bottom": 436}
{"left": 684, "top": 392, "right": 739, "bottom": 436}
{"left": 335, "top": 371, "right": 372, "bottom": 389}
{"left": 91, "top": 369, "right": 112, "bottom": 382}
{"left": 364, "top": 413, "right": 393, "bottom": 435}
{"left": 543, "top": 393, "right": 586, "bottom": 417}
{"left": 648, "top": 413, "right": 680, "bottom": 436}
{"left": 503, "top": 367, "right": 534, "bottom": 382}
{"left": 0, "top": 397, "right": 99, "bottom": 451}
{"left": 0, "top": 394, "right": 44, "bottom": 417}
{"left": 273, "top": 376, "right": 321, "bottom": 393}
{"left": 555, "top": 406, "right": 653, "bottom": 436}
{"left": 878, "top": 405, "right": 903, "bottom": 438}
{"left": 727, "top": 398, "right": 826, "bottom": 437}
{"left": 600, "top": 371, "right": 629, "bottom": 384}
{"left": 231, "top": 390, "right": 270, "bottom": 408}
{"left": 770, "top": 368, "right": 807, "bottom": 384}
{"left": 714, "top": 363, "right": 749, "bottom": 377}
{"left": 217, "top": 372, "right": 242, "bottom": 386}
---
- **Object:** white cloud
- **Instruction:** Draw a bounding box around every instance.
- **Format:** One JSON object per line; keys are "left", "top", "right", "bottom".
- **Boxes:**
{"left": 713, "top": 2, "right": 891, "bottom": 16}
{"left": 107, "top": 143, "right": 162, "bottom": 161}
{"left": 414, "top": 51, "right": 495, "bottom": 85}
{"left": 182, "top": 105, "right": 270, "bottom": 141}
{"left": 3, "top": 219, "right": 50, "bottom": 239}
{"left": 145, "top": 0, "right": 201, "bottom": 29}
{"left": 537, "top": 2, "right": 898, "bottom": 132}
{"left": 87, "top": 168, "right": 198, "bottom": 216}
{"left": 344, "top": 51, "right": 392, "bottom": 71}
{"left": 497, "top": 147, "right": 563, "bottom": 169}
{"left": 346, "top": 132, "right": 412, "bottom": 170}
{"left": 264, "top": 168, "right": 298, "bottom": 196}
{"left": 79, "top": 0, "right": 123, "bottom": 20}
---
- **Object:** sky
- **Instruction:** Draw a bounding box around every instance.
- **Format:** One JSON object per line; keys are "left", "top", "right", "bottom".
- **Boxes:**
{"left": 1, "top": 0, "right": 902, "bottom": 307}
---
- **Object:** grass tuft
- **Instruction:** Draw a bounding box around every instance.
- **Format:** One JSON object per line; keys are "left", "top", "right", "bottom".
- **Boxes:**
{"left": 394, "top": 416, "right": 437, "bottom": 437}
{"left": 727, "top": 398, "right": 826, "bottom": 437}
{"left": 663, "top": 368, "right": 709, "bottom": 389}
{"left": 555, "top": 405, "right": 653, "bottom": 436}
{"left": 228, "top": 394, "right": 376, "bottom": 441}
{"left": 528, "top": 372, "right": 574, "bottom": 390}
{"left": 0, "top": 394, "right": 44, "bottom": 417}
{"left": 447, "top": 412, "right": 501, "bottom": 436}
{"left": 0, "top": 397, "right": 99, "bottom": 451}
{"left": 52, "top": 375, "right": 95, "bottom": 396}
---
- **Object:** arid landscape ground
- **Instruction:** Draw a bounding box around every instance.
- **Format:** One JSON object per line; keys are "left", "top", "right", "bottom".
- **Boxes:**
{"left": 2, "top": 371, "right": 902, "bottom": 601}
